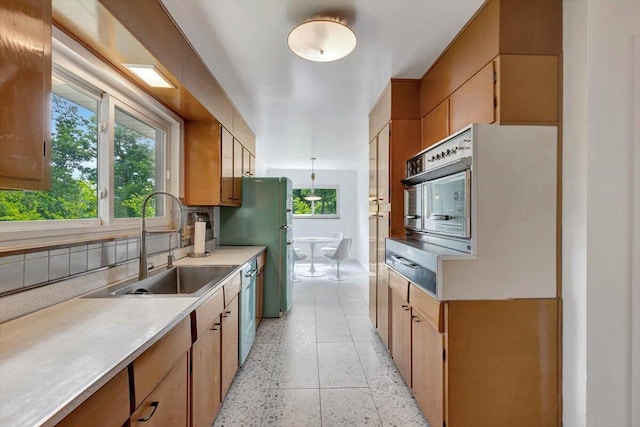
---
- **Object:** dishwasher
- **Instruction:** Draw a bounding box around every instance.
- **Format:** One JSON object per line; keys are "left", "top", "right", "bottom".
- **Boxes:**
{"left": 239, "top": 259, "right": 257, "bottom": 365}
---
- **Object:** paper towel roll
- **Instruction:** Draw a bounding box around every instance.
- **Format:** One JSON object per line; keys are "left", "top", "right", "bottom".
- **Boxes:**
{"left": 194, "top": 221, "right": 206, "bottom": 254}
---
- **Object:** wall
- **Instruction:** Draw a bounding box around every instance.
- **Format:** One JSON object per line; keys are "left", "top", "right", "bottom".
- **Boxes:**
{"left": 563, "top": 1, "right": 640, "bottom": 426}
{"left": 265, "top": 168, "right": 366, "bottom": 269}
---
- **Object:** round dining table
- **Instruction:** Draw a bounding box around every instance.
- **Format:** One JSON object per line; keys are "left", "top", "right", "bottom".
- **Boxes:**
{"left": 293, "top": 236, "right": 340, "bottom": 277}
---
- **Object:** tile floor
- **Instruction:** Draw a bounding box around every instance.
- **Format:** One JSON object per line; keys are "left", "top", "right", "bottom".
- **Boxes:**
{"left": 213, "top": 260, "right": 428, "bottom": 427}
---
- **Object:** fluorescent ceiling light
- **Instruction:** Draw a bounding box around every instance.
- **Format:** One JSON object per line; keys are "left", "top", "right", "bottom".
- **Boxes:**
{"left": 122, "top": 64, "right": 175, "bottom": 88}
{"left": 288, "top": 18, "right": 356, "bottom": 62}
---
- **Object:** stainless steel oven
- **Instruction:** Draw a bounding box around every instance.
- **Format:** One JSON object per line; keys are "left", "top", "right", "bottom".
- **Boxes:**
{"left": 404, "top": 184, "right": 422, "bottom": 231}
{"left": 423, "top": 169, "right": 470, "bottom": 239}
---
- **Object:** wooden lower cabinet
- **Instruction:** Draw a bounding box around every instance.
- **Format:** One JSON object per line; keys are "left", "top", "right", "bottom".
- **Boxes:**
{"left": 56, "top": 369, "right": 129, "bottom": 427}
{"left": 256, "top": 253, "right": 266, "bottom": 327}
{"left": 390, "top": 285, "right": 412, "bottom": 387}
{"left": 130, "top": 353, "right": 189, "bottom": 427}
{"left": 387, "top": 279, "right": 559, "bottom": 427}
{"left": 220, "top": 294, "right": 239, "bottom": 400}
{"left": 191, "top": 315, "right": 222, "bottom": 427}
{"left": 411, "top": 312, "right": 444, "bottom": 427}
{"left": 376, "top": 266, "right": 390, "bottom": 348}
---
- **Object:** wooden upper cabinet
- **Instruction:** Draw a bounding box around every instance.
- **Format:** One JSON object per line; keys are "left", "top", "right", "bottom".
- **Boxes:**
{"left": 220, "top": 126, "right": 234, "bottom": 205}
{"left": 449, "top": 62, "right": 496, "bottom": 134}
{"left": 368, "top": 138, "right": 377, "bottom": 204}
{"left": 419, "top": 0, "right": 561, "bottom": 116}
{"left": 376, "top": 124, "right": 390, "bottom": 206}
{"left": 242, "top": 146, "right": 254, "bottom": 177}
{"left": 232, "top": 138, "right": 243, "bottom": 204}
{"left": 0, "top": 0, "right": 51, "bottom": 191}
{"left": 184, "top": 120, "right": 221, "bottom": 206}
{"left": 422, "top": 99, "right": 449, "bottom": 149}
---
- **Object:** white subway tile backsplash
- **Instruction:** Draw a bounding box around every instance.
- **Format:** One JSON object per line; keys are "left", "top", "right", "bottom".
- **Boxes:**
{"left": 0, "top": 254, "right": 24, "bottom": 265}
{"left": 87, "top": 248, "right": 103, "bottom": 270}
{"left": 70, "top": 250, "right": 88, "bottom": 275}
{"left": 102, "top": 244, "right": 116, "bottom": 266}
{"left": 0, "top": 261, "right": 24, "bottom": 293}
{"left": 128, "top": 240, "right": 138, "bottom": 260}
{"left": 115, "top": 242, "right": 128, "bottom": 263}
{"left": 25, "top": 251, "right": 48, "bottom": 260}
{"left": 70, "top": 245, "right": 87, "bottom": 253}
{"left": 49, "top": 253, "right": 70, "bottom": 281}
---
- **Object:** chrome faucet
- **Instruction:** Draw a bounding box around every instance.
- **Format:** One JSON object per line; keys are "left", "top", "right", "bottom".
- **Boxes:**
{"left": 139, "top": 191, "right": 184, "bottom": 280}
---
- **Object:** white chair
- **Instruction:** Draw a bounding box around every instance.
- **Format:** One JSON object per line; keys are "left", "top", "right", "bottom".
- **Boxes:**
{"left": 324, "top": 237, "right": 352, "bottom": 281}
{"left": 291, "top": 247, "right": 307, "bottom": 283}
{"left": 319, "top": 232, "right": 344, "bottom": 267}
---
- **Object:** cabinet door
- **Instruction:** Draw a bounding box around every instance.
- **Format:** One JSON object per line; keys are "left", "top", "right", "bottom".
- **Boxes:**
{"left": 412, "top": 311, "right": 444, "bottom": 427}
{"left": 192, "top": 317, "right": 222, "bottom": 427}
{"left": 449, "top": 61, "right": 495, "bottom": 134}
{"left": 376, "top": 124, "right": 390, "bottom": 205}
{"left": 56, "top": 369, "right": 129, "bottom": 427}
{"left": 184, "top": 121, "right": 222, "bottom": 205}
{"left": 376, "top": 213, "right": 390, "bottom": 347}
{"left": 0, "top": 0, "right": 51, "bottom": 191}
{"left": 368, "top": 211, "right": 377, "bottom": 326}
{"left": 390, "top": 286, "right": 412, "bottom": 386}
{"left": 233, "top": 138, "right": 243, "bottom": 204}
{"left": 249, "top": 153, "right": 255, "bottom": 177}
{"left": 242, "top": 146, "right": 251, "bottom": 177}
{"left": 368, "top": 137, "right": 377, "bottom": 205}
{"left": 221, "top": 295, "right": 239, "bottom": 400}
{"left": 220, "top": 126, "right": 234, "bottom": 205}
{"left": 422, "top": 99, "right": 449, "bottom": 149}
{"left": 130, "top": 353, "right": 188, "bottom": 427}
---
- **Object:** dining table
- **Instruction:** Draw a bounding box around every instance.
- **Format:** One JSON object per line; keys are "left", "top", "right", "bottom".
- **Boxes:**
{"left": 293, "top": 236, "right": 340, "bottom": 277}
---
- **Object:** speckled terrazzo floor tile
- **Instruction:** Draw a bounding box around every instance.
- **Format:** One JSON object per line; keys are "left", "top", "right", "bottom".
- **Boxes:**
{"left": 270, "top": 341, "right": 319, "bottom": 389}
{"left": 316, "top": 316, "right": 353, "bottom": 343}
{"left": 260, "top": 388, "right": 321, "bottom": 427}
{"left": 318, "top": 342, "right": 368, "bottom": 387}
{"left": 255, "top": 318, "right": 285, "bottom": 343}
{"left": 320, "top": 388, "right": 382, "bottom": 426}
{"left": 233, "top": 342, "right": 279, "bottom": 389}
{"left": 281, "top": 316, "right": 316, "bottom": 342}
{"left": 354, "top": 341, "right": 405, "bottom": 388}
{"left": 370, "top": 386, "right": 428, "bottom": 427}
{"left": 336, "top": 284, "right": 365, "bottom": 298}
{"left": 340, "top": 297, "right": 370, "bottom": 316}
{"left": 213, "top": 388, "right": 268, "bottom": 427}
{"left": 285, "top": 300, "right": 315, "bottom": 319}
{"left": 345, "top": 315, "right": 380, "bottom": 342}
{"left": 313, "top": 284, "right": 340, "bottom": 302}
{"left": 292, "top": 286, "right": 315, "bottom": 303}
{"left": 315, "top": 300, "right": 344, "bottom": 317}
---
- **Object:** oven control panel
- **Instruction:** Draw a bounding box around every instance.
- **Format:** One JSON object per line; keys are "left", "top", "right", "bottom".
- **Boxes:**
{"left": 423, "top": 129, "right": 472, "bottom": 173}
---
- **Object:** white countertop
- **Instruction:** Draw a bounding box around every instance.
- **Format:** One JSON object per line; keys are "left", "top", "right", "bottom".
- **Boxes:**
{"left": 0, "top": 246, "right": 265, "bottom": 427}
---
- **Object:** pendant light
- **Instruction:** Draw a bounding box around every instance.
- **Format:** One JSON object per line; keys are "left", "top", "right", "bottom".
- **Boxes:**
{"left": 304, "top": 157, "right": 322, "bottom": 201}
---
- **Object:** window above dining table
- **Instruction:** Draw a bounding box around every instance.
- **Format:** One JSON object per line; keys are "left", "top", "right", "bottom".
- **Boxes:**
{"left": 292, "top": 187, "right": 339, "bottom": 218}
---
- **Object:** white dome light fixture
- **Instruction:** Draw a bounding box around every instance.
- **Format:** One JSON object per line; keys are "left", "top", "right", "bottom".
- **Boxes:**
{"left": 287, "top": 17, "right": 356, "bottom": 62}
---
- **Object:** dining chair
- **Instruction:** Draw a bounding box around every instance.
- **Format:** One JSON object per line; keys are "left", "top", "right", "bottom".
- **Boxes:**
{"left": 324, "top": 237, "right": 352, "bottom": 281}
{"left": 319, "top": 232, "right": 343, "bottom": 267}
{"left": 291, "top": 247, "right": 307, "bottom": 283}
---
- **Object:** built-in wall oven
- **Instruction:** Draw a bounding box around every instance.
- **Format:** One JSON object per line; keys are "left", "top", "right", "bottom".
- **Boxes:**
{"left": 402, "top": 127, "right": 473, "bottom": 253}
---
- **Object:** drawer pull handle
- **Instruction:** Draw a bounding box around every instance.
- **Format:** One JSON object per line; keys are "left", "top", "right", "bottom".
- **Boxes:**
{"left": 401, "top": 305, "right": 410, "bottom": 311}
{"left": 412, "top": 315, "right": 421, "bottom": 322}
{"left": 137, "top": 401, "right": 159, "bottom": 422}
{"left": 210, "top": 322, "right": 221, "bottom": 331}
{"left": 223, "top": 310, "right": 231, "bottom": 317}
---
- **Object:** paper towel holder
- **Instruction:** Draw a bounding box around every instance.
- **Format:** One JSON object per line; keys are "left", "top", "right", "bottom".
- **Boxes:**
{"left": 187, "top": 212, "right": 212, "bottom": 258}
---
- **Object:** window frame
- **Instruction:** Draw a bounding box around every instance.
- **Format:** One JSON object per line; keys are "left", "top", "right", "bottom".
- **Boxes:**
{"left": 292, "top": 185, "right": 340, "bottom": 219}
{"left": 0, "top": 28, "right": 182, "bottom": 249}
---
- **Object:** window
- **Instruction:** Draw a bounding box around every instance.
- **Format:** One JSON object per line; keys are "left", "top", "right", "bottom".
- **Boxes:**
{"left": 292, "top": 187, "right": 339, "bottom": 217}
{"left": 0, "top": 31, "right": 180, "bottom": 246}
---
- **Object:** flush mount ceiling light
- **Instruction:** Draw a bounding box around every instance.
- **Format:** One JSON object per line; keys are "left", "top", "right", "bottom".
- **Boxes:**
{"left": 122, "top": 64, "right": 176, "bottom": 88}
{"left": 287, "top": 17, "right": 356, "bottom": 62}
{"left": 304, "top": 157, "right": 322, "bottom": 201}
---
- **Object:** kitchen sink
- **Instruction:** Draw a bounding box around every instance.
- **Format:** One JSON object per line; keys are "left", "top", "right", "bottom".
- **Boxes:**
{"left": 85, "top": 265, "right": 239, "bottom": 298}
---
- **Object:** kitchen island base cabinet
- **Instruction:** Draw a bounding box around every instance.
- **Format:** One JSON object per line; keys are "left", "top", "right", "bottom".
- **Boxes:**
{"left": 130, "top": 353, "right": 189, "bottom": 427}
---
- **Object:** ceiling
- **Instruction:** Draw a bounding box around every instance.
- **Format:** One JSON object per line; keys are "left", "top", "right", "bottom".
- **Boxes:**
{"left": 160, "top": 0, "right": 483, "bottom": 172}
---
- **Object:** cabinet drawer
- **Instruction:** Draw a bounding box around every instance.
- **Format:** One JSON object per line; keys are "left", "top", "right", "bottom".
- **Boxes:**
{"left": 130, "top": 353, "right": 188, "bottom": 427}
{"left": 224, "top": 273, "right": 241, "bottom": 307}
{"left": 56, "top": 368, "right": 129, "bottom": 427}
{"left": 388, "top": 269, "right": 409, "bottom": 304}
{"left": 195, "top": 287, "right": 224, "bottom": 338}
{"left": 409, "top": 283, "right": 444, "bottom": 332}
{"left": 133, "top": 317, "right": 191, "bottom": 408}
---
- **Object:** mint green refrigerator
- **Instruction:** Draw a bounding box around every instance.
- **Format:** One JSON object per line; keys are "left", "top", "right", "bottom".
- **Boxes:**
{"left": 219, "top": 177, "right": 293, "bottom": 317}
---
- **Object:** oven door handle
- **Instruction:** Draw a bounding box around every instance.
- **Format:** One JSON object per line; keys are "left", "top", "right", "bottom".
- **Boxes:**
{"left": 429, "top": 214, "right": 452, "bottom": 220}
{"left": 390, "top": 255, "right": 419, "bottom": 269}
{"left": 404, "top": 215, "right": 420, "bottom": 219}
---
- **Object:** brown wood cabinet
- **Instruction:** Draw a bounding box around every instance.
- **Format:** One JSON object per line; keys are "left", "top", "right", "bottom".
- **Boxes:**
{"left": 368, "top": 211, "right": 378, "bottom": 327}
{"left": 56, "top": 368, "right": 129, "bottom": 427}
{"left": 220, "top": 294, "right": 239, "bottom": 400}
{"left": 0, "top": 0, "right": 51, "bottom": 191}
{"left": 130, "top": 353, "right": 189, "bottom": 427}
{"left": 390, "top": 274, "right": 412, "bottom": 387}
{"left": 232, "top": 138, "right": 243, "bottom": 203}
{"left": 242, "top": 146, "right": 255, "bottom": 177}
{"left": 449, "top": 61, "right": 496, "bottom": 134}
{"left": 375, "top": 217, "right": 390, "bottom": 348}
{"left": 191, "top": 315, "right": 222, "bottom": 427}
{"left": 422, "top": 99, "right": 449, "bottom": 149}
{"left": 220, "top": 126, "right": 235, "bottom": 205}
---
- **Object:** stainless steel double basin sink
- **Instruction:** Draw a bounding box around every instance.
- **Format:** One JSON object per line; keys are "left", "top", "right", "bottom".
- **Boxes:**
{"left": 85, "top": 265, "right": 239, "bottom": 298}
